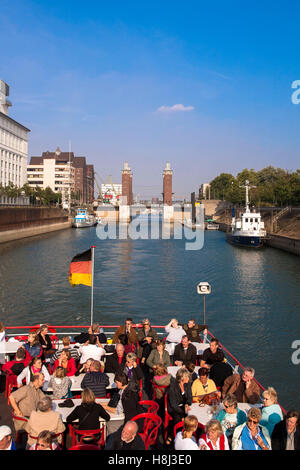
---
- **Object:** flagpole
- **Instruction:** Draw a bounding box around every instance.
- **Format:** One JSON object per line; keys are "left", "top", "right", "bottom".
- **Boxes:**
{"left": 90, "top": 246, "right": 95, "bottom": 326}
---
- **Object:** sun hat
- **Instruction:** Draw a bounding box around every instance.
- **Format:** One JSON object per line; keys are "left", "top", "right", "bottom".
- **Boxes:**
{"left": 0, "top": 426, "right": 12, "bottom": 440}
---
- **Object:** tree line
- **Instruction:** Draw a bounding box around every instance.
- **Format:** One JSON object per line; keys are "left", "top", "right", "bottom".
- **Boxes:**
{"left": 207, "top": 166, "right": 300, "bottom": 207}
{"left": 0, "top": 183, "right": 62, "bottom": 205}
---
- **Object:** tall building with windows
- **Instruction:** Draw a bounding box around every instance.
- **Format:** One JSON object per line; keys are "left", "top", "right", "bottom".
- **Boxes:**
{"left": 0, "top": 79, "right": 30, "bottom": 188}
{"left": 27, "top": 147, "right": 94, "bottom": 204}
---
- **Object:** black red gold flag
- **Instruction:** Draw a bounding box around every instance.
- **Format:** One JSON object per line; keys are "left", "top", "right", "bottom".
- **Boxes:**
{"left": 69, "top": 248, "right": 92, "bottom": 287}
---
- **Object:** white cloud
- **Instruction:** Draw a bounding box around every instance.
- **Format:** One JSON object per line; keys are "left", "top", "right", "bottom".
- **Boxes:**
{"left": 156, "top": 103, "right": 195, "bottom": 113}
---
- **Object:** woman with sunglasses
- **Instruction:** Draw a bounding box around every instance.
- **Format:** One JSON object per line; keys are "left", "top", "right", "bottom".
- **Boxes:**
{"left": 231, "top": 407, "right": 271, "bottom": 450}
{"left": 215, "top": 394, "right": 247, "bottom": 446}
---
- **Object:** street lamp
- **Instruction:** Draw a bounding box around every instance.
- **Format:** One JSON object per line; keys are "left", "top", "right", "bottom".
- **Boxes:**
{"left": 197, "top": 282, "right": 211, "bottom": 327}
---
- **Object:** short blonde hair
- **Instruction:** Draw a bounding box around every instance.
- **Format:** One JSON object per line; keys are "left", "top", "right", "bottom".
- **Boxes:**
{"left": 247, "top": 407, "right": 262, "bottom": 421}
{"left": 262, "top": 387, "right": 278, "bottom": 404}
{"left": 126, "top": 352, "right": 137, "bottom": 363}
{"left": 176, "top": 367, "right": 190, "bottom": 383}
{"left": 205, "top": 419, "right": 223, "bottom": 437}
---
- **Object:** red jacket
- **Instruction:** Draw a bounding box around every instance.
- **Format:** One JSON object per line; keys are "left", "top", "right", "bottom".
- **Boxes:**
{"left": 53, "top": 358, "right": 77, "bottom": 376}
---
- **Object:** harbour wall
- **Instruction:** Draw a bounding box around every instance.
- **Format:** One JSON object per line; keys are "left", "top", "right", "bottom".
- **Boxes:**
{"left": 0, "top": 207, "right": 71, "bottom": 244}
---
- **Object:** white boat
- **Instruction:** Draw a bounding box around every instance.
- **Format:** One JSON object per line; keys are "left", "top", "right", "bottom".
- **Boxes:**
{"left": 72, "top": 209, "right": 96, "bottom": 228}
{"left": 206, "top": 223, "right": 219, "bottom": 230}
{"left": 226, "top": 181, "right": 267, "bottom": 248}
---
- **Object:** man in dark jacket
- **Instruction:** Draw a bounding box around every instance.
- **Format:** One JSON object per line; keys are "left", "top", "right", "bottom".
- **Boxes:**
{"left": 271, "top": 410, "right": 300, "bottom": 450}
{"left": 81, "top": 360, "right": 109, "bottom": 398}
{"left": 108, "top": 421, "right": 145, "bottom": 450}
{"left": 173, "top": 335, "right": 197, "bottom": 366}
{"left": 104, "top": 344, "right": 126, "bottom": 374}
{"left": 74, "top": 322, "right": 107, "bottom": 345}
{"left": 182, "top": 319, "right": 207, "bottom": 343}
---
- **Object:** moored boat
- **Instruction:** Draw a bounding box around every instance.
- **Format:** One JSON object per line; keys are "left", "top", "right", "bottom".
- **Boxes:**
{"left": 72, "top": 208, "right": 96, "bottom": 228}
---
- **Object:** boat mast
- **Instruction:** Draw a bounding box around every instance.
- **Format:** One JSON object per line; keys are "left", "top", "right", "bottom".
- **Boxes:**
{"left": 245, "top": 179, "right": 249, "bottom": 212}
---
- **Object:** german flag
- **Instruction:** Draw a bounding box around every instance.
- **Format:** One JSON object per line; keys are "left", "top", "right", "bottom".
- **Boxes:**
{"left": 69, "top": 248, "right": 92, "bottom": 287}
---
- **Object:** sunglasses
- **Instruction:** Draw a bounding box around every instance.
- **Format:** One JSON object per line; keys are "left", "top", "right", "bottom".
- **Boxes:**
{"left": 224, "top": 404, "right": 231, "bottom": 409}
{"left": 248, "top": 418, "right": 259, "bottom": 424}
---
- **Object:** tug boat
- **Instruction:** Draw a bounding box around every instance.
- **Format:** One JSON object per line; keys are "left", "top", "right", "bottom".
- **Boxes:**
{"left": 72, "top": 208, "right": 96, "bottom": 228}
{"left": 226, "top": 181, "right": 267, "bottom": 248}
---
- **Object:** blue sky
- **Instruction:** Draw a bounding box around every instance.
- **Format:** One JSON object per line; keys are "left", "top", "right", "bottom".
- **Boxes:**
{"left": 1, "top": 0, "right": 300, "bottom": 198}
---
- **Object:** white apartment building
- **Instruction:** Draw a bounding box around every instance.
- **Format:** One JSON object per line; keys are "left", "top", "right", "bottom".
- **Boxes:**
{"left": 27, "top": 149, "right": 75, "bottom": 203}
{"left": 101, "top": 183, "right": 122, "bottom": 205}
{"left": 0, "top": 80, "right": 30, "bottom": 188}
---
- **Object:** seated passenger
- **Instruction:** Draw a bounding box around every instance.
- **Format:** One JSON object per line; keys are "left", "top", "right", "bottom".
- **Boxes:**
{"left": 123, "top": 352, "right": 143, "bottom": 385}
{"left": 53, "top": 349, "right": 77, "bottom": 377}
{"left": 215, "top": 393, "right": 247, "bottom": 445}
{"left": 78, "top": 334, "right": 105, "bottom": 364}
{"left": 2, "top": 347, "right": 30, "bottom": 376}
{"left": 50, "top": 336, "right": 80, "bottom": 364}
{"left": 108, "top": 421, "right": 145, "bottom": 451}
{"left": 259, "top": 387, "right": 283, "bottom": 436}
{"left": 75, "top": 358, "right": 93, "bottom": 376}
{"left": 174, "top": 335, "right": 197, "bottom": 366}
{"left": 167, "top": 368, "right": 192, "bottom": 442}
{"left": 112, "top": 318, "right": 137, "bottom": 347}
{"left": 208, "top": 361, "right": 233, "bottom": 389}
{"left": 231, "top": 407, "right": 271, "bottom": 450}
{"left": 174, "top": 415, "right": 200, "bottom": 450}
{"left": 36, "top": 324, "right": 55, "bottom": 357}
{"left": 29, "top": 430, "right": 59, "bottom": 450}
{"left": 116, "top": 334, "right": 135, "bottom": 354}
{"left": 81, "top": 360, "right": 109, "bottom": 398}
{"left": 66, "top": 388, "right": 110, "bottom": 431}
{"left": 222, "top": 367, "right": 260, "bottom": 404}
{"left": 137, "top": 319, "right": 158, "bottom": 362}
{"left": 74, "top": 322, "right": 107, "bottom": 345}
{"left": 146, "top": 340, "right": 171, "bottom": 372}
{"left": 23, "top": 332, "right": 42, "bottom": 360}
{"left": 25, "top": 396, "right": 65, "bottom": 447}
{"left": 200, "top": 338, "right": 224, "bottom": 369}
{"left": 17, "top": 357, "right": 50, "bottom": 390}
{"left": 9, "top": 373, "right": 46, "bottom": 431}
{"left": 199, "top": 419, "right": 230, "bottom": 450}
{"left": 164, "top": 318, "right": 186, "bottom": 344}
{"left": 104, "top": 343, "right": 126, "bottom": 374}
{"left": 0, "top": 425, "right": 16, "bottom": 450}
{"left": 49, "top": 366, "right": 72, "bottom": 399}
{"left": 152, "top": 363, "right": 172, "bottom": 400}
{"left": 182, "top": 318, "right": 208, "bottom": 343}
{"left": 271, "top": 410, "right": 300, "bottom": 450}
{"left": 192, "top": 367, "right": 218, "bottom": 402}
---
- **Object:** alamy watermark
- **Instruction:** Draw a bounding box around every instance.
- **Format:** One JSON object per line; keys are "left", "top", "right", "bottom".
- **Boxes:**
{"left": 291, "top": 340, "right": 300, "bottom": 365}
{"left": 96, "top": 204, "right": 205, "bottom": 250}
{"left": 291, "top": 80, "right": 300, "bottom": 104}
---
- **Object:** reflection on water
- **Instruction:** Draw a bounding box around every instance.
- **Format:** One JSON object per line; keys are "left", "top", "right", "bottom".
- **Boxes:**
{"left": 0, "top": 228, "right": 300, "bottom": 409}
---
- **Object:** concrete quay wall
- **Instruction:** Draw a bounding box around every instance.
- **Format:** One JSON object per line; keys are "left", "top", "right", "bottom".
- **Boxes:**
{"left": 0, "top": 207, "right": 71, "bottom": 244}
{"left": 266, "top": 233, "right": 300, "bottom": 256}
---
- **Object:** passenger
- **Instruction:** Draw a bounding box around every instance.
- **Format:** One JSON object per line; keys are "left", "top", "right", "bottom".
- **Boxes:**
{"left": 0, "top": 425, "right": 16, "bottom": 450}
{"left": 166, "top": 368, "right": 192, "bottom": 444}
{"left": 0, "top": 321, "right": 5, "bottom": 342}
{"left": 182, "top": 319, "right": 208, "bottom": 343}
{"left": 199, "top": 419, "right": 230, "bottom": 450}
{"left": 50, "top": 336, "right": 80, "bottom": 364}
{"left": 104, "top": 343, "right": 126, "bottom": 374}
{"left": 102, "top": 372, "right": 144, "bottom": 435}
{"left": 78, "top": 334, "right": 106, "bottom": 364}
{"left": 29, "top": 430, "right": 59, "bottom": 450}
{"left": 116, "top": 333, "right": 135, "bottom": 354}
{"left": 146, "top": 340, "right": 171, "bottom": 372}
{"left": 81, "top": 359, "right": 109, "bottom": 398}
{"left": 185, "top": 362, "right": 198, "bottom": 383}
{"left": 23, "top": 332, "right": 42, "bottom": 360}
{"left": 112, "top": 318, "right": 137, "bottom": 346}
{"left": 174, "top": 415, "right": 200, "bottom": 450}
{"left": 136, "top": 318, "right": 158, "bottom": 362}
{"left": 48, "top": 366, "right": 72, "bottom": 399}
{"left": 66, "top": 388, "right": 110, "bottom": 432}
{"left": 17, "top": 357, "right": 50, "bottom": 390}
{"left": 2, "top": 347, "right": 30, "bottom": 376}
{"left": 164, "top": 319, "right": 186, "bottom": 344}
{"left": 123, "top": 352, "right": 144, "bottom": 385}
{"left": 271, "top": 410, "right": 300, "bottom": 450}
{"left": 9, "top": 373, "right": 45, "bottom": 431}
{"left": 173, "top": 335, "right": 197, "bottom": 366}
{"left": 222, "top": 367, "right": 260, "bottom": 404}
{"left": 259, "top": 387, "right": 283, "bottom": 436}
{"left": 215, "top": 393, "right": 247, "bottom": 446}
{"left": 36, "top": 324, "right": 55, "bottom": 357}
{"left": 74, "top": 322, "right": 107, "bottom": 345}
{"left": 74, "top": 358, "right": 93, "bottom": 376}
{"left": 208, "top": 361, "right": 233, "bottom": 389}
{"left": 108, "top": 421, "right": 145, "bottom": 450}
{"left": 200, "top": 338, "right": 224, "bottom": 369}
{"left": 52, "top": 348, "right": 77, "bottom": 377}
{"left": 231, "top": 407, "right": 271, "bottom": 450}
{"left": 152, "top": 364, "right": 172, "bottom": 400}
{"left": 191, "top": 367, "right": 218, "bottom": 402}
{"left": 25, "top": 396, "right": 65, "bottom": 447}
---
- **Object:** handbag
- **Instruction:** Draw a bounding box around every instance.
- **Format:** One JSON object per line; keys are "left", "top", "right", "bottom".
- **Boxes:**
{"left": 198, "top": 392, "right": 220, "bottom": 406}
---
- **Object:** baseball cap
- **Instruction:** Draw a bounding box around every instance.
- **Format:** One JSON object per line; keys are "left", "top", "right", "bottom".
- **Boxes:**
{"left": 0, "top": 426, "right": 12, "bottom": 440}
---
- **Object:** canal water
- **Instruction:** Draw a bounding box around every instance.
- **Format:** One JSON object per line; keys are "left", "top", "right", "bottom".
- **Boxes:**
{"left": 0, "top": 225, "right": 299, "bottom": 410}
